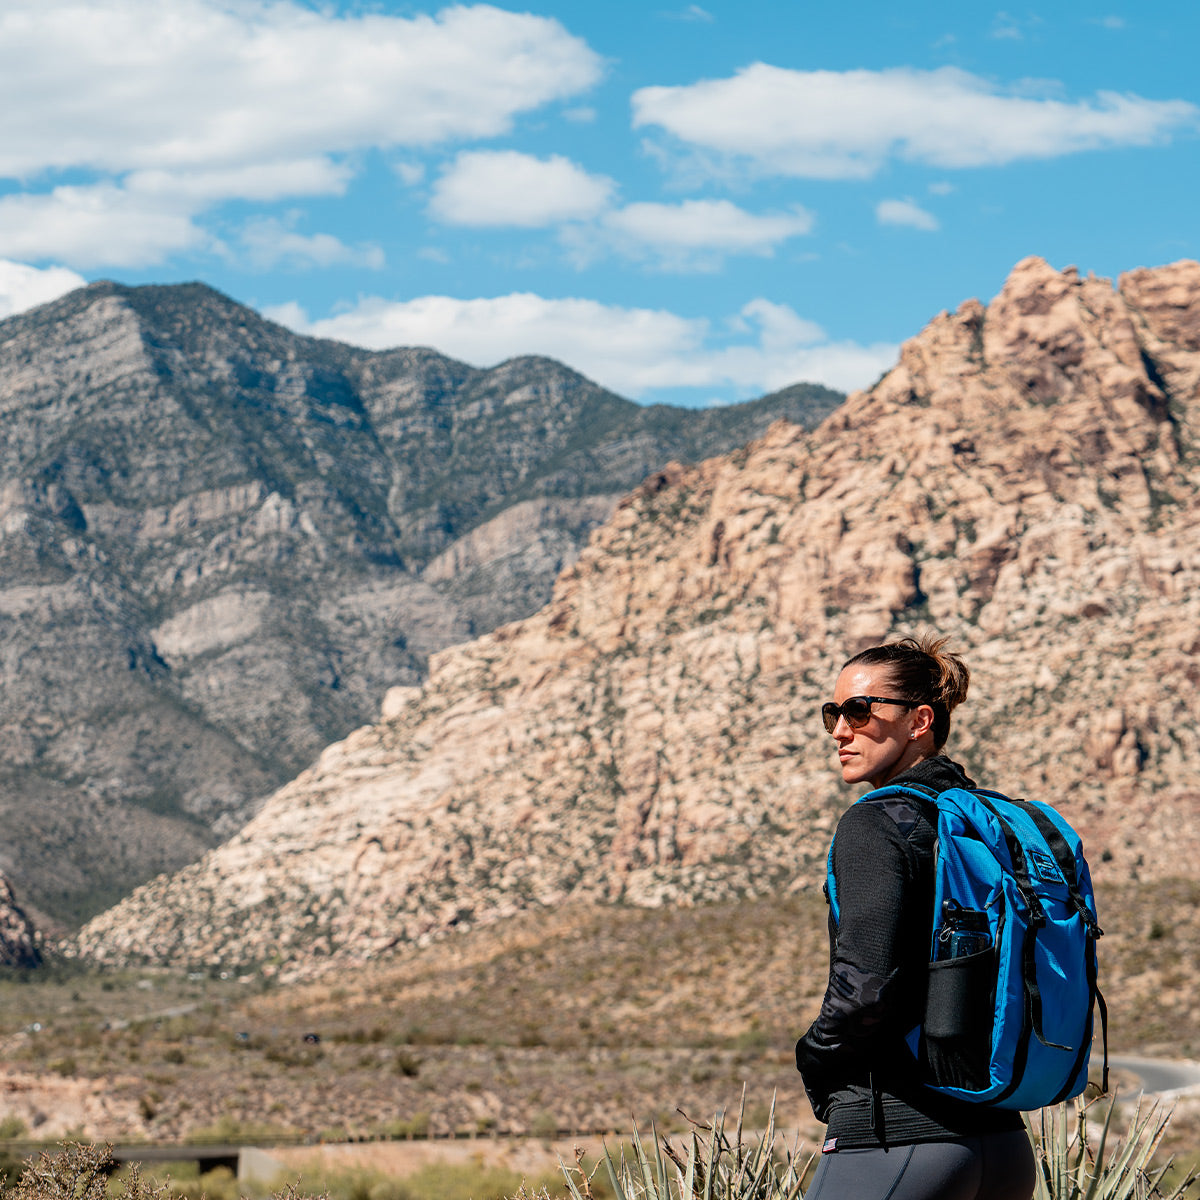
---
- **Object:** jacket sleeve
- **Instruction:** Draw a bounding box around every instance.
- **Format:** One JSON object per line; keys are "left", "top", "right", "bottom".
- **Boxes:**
{"left": 794, "top": 801, "right": 921, "bottom": 1120}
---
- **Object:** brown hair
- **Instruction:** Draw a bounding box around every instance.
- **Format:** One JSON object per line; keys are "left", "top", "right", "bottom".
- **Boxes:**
{"left": 843, "top": 634, "right": 970, "bottom": 750}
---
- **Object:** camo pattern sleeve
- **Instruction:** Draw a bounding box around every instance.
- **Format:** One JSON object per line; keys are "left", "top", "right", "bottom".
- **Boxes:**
{"left": 794, "top": 798, "right": 927, "bottom": 1121}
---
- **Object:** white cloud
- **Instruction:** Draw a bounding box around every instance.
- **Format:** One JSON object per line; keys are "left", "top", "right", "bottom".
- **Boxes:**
{"left": 876, "top": 198, "right": 940, "bottom": 231}
{"left": 237, "top": 217, "right": 385, "bottom": 271}
{"left": 631, "top": 64, "right": 1199, "bottom": 179}
{"left": 602, "top": 199, "right": 814, "bottom": 253}
{"left": 428, "top": 155, "right": 813, "bottom": 267}
{"left": 264, "top": 292, "right": 897, "bottom": 398}
{"left": 557, "top": 199, "right": 815, "bottom": 272}
{"left": 393, "top": 162, "right": 428, "bottom": 188}
{"left": 734, "top": 298, "right": 825, "bottom": 349}
{"left": 0, "top": 1, "right": 603, "bottom": 178}
{"left": 0, "top": 259, "right": 86, "bottom": 319}
{"left": 0, "top": 168, "right": 366, "bottom": 270}
{"left": 125, "top": 159, "right": 353, "bottom": 203}
{"left": 990, "top": 11, "right": 1026, "bottom": 40}
{"left": 429, "top": 151, "right": 615, "bottom": 227}
{"left": 0, "top": 184, "right": 205, "bottom": 268}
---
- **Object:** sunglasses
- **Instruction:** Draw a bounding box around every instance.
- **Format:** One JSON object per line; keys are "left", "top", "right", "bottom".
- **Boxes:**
{"left": 821, "top": 695, "right": 913, "bottom": 733}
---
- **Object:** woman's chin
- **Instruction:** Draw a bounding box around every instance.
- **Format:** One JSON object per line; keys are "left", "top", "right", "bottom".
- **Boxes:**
{"left": 839, "top": 761, "right": 865, "bottom": 785}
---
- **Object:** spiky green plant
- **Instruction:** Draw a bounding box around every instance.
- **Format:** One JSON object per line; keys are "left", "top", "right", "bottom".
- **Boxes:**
{"left": 560, "top": 1092, "right": 810, "bottom": 1200}
{"left": 1025, "top": 1095, "right": 1198, "bottom": 1200}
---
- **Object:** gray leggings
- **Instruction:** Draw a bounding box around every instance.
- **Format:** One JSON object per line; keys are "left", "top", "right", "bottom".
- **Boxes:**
{"left": 804, "top": 1129, "right": 1036, "bottom": 1200}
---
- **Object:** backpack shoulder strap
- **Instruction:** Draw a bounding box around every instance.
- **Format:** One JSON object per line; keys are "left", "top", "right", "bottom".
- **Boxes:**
{"left": 826, "top": 782, "right": 940, "bottom": 917}
{"left": 859, "top": 780, "right": 941, "bottom": 817}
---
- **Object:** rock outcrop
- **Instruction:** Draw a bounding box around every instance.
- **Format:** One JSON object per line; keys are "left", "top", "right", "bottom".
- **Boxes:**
{"left": 0, "top": 875, "right": 40, "bottom": 968}
{"left": 70, "top": 258, "right": 1200, "bottom": 973}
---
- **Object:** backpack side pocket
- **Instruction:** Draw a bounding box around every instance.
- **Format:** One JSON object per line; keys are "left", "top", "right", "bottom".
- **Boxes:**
{"left": 921, "top": 947, "right": 996, "bottom": 1092}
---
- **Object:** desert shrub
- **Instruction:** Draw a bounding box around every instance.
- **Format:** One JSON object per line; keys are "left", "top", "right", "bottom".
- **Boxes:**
{"left": 186, "top": 1115, "right": 298, "bottom": 1143}
{"left": 275, "top": 1168, "right": 402, "bottom": 1200}
{"left": 392, "top": 1049, "right": 421, "bottom": 1077}
{"left": 157, "top": 1163, "right": 238, "bottom": 1199}
{"left": 400, "top": 1162, "right": 555, "bottom": 1200}
{"left": 0, "top": 1117, "right": 28, "bottom": 1140}
{"left": 268, "top": 1162, "right": 552, "bottom": 1200}
{"left": 1, "top": 1142, "right": 171, "bottom": 1199}
{"left": 530, "top": 1110, "right": 559, "bottom": 1142}
{"left": 0, "top": 1142, "right": 331, "bottom": 1199}
{"left": 369, "top": 1112, "right": 429, "bottom": 1139}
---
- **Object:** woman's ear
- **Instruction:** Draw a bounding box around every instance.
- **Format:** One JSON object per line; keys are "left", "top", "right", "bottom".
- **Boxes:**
{"left": 910, "top": 703, "right": 936, "bottom": 740}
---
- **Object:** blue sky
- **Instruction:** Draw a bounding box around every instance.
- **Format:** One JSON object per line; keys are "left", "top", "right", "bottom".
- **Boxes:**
{"left": 1, "top": 1, "right": 1197, "bottom": 406}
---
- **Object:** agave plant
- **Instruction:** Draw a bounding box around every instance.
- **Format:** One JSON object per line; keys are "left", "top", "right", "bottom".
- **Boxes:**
{"left": 560, "top": 1092, "right": 810, "bottom": 1200}
{"left": 553, "top": 1089, "right": 1199, "bottom": 1200}
{"left": 1025, "top": 1094, "right": 1198, "bottom": 1200}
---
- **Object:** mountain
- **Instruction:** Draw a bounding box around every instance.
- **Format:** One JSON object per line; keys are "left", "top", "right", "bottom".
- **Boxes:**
{"left": 0, "top": 281, "right": 842, "bottom": 927}
{"left": 68, "top": 256, "right": 1200, "bottom": 975}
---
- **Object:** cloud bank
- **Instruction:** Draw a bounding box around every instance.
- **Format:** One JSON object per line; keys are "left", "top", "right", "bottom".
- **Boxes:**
{"left": 265, "top": 292, "right": 897, "bottom": 400}
{"left": 0, "top": 0, "right": 602, "bottom": 268}
{"left": 0, "top": 1, "right": 601, "bottom": 176}
{"left": 632, "top": 64, "right": 1199, "bottom": 179}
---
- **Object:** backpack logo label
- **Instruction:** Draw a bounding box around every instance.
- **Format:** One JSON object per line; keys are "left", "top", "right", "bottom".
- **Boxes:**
{"left": 1027, "top": 848, "right": 1064, "bottom": 884}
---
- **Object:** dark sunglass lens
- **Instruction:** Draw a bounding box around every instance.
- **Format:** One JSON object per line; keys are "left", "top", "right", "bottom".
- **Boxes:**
{"left": 841, "top": 697, "right": 874, "bottom": 727}
{"left": 820, "top": 702, "right": 840, "bottom": 733}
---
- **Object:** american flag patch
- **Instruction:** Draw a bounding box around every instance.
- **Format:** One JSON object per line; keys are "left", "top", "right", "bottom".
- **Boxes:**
{"left": 822, "top": 1137, "right": 838, "bottom": 1153}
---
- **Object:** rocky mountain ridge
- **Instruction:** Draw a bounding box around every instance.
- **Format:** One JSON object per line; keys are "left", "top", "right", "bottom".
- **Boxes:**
{"left": 70, "top": 256, "right": 1200, "bottom": 975}
{"left": 0, "top": 282, "right": 841, "bottom": 926}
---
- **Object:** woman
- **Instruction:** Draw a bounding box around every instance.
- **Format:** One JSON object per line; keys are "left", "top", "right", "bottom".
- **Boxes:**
{"left": 795, "top": 635, "right": 1036, "bottom": 1200}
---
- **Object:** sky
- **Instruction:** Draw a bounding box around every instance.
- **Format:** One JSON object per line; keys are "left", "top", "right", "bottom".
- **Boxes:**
{"left": 0, "top": 1, "right": 1197, "bottom": 408}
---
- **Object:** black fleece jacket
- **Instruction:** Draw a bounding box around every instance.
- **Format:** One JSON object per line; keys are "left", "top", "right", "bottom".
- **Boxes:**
{"left": 795, "top": 756, "right": 1023, "bottom": 1149}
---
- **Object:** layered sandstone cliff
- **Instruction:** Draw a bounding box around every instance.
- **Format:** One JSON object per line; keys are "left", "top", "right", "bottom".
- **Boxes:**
{"left": 71, "top": 257, "right": 1200, "bottom": 973}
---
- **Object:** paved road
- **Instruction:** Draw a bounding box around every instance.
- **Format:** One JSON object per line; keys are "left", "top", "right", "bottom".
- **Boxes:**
{"left": 1108, "top": 1055, "right": 1200, "bottom": 1097}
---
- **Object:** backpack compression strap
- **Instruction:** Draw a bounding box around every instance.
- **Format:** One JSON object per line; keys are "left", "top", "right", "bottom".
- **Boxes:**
{"left": 971, "top": 791, "right": 1108, "bottom": 1100}
{"left": 1010, "top": 799, "right": 1109, "bottom": 1098}
{"left": 957, "top": 789, "right": 1075, "bottom": 1106}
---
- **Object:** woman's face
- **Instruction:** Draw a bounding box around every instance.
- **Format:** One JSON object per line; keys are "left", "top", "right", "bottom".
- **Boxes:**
{"left": 827, "top": 663, "right": 923, "bottom": 789}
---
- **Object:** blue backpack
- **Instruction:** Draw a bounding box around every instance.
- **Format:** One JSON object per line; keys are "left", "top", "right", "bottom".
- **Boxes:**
{"left": 827, "top": 783, "right": 1108, "bottom": 1111}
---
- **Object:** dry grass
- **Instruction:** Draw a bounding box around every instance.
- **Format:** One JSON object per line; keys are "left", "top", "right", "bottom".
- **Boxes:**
{"left": 0, "top": 880, "right": 1193, "bottom": 1151}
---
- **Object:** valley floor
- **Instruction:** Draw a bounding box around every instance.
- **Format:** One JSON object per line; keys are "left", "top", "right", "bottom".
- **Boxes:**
{"left": 0, "top": 884, "right": 1194, "bottom": 1157}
